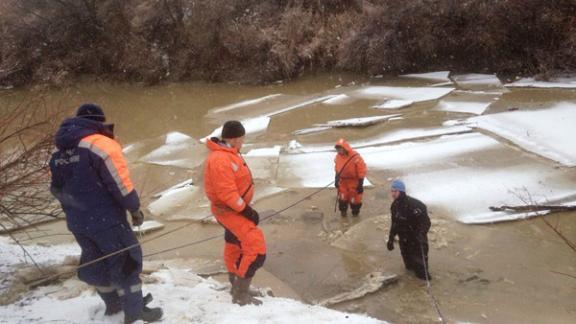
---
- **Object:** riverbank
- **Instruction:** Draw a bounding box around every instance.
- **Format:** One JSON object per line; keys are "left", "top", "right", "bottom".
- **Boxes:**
{"left": 1, "top": 0, "right": 575, "bottom": 88}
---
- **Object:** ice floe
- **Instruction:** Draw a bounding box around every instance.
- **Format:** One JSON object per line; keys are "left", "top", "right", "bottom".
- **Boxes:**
{"left": 317, "top": 115, "right": 401, "bottom": 128}
{"left": 288, "top": 125, "right": 472, "bottom": 153}
{"left": 435, "top": 100, "right": 492, "bottom": 115}
{"left": 352, "top": 86, "right": 454, "bottom": 103}
{"left": 400, "top": 71, "right": 451, "bottom": 82}
{"left": 293, "top": 126, "right": 332, "bottom": 135}
{"left": 405, "top": 165, "right": 576, "bottom": 224}
{"left": 451, "top": 74, "right": 502, "bottom": 89}
{"left": 467, "top": 102, "right": 576, "bottom": 166}
{"left": 278, "top": 133, "right": 489, "bottom": 188}
{"left": 322, "top": 94, "right": 355, "bottom": 105}
{"left": 202, "top": 115, "right": 271, "bottom": 142}
{"left": 505, "top": 77, "right": 576, "bottom": 89}
{"left": 139, "top": 132, "right": 205, "bottom": 169}
{"left": 211, "top": 94, "right": 283, "bottom": 113}
{"left": 293, "top": 115, "right": 401, "bottom": 135}
{"left": 372, "top": 99, "right": 414, "bottom": 110}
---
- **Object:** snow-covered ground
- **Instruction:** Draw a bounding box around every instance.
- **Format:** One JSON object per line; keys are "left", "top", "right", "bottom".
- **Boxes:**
{"left": 0, "top": 238, "right": 385, "bottom": 324}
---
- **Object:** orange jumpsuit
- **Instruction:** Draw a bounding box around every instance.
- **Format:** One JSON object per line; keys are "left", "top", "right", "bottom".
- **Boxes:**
{"left": 334, "top": 139, "right": 367, "bottom": 215}
{"left": 204, "top": 138, "right": 266, "bottom": 278}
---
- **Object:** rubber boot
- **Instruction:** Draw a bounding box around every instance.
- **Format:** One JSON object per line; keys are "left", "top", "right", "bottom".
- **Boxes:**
{"left": 351, "top": 203, "right": 362, "bottom": 217}
{"left": 338, "top": 200, "right": 348, "bottom": 217}
{"left": 124, "top": 306, "right": 163, "bottom": 323}
{"left": 229, "top": 272, "right": 239, "bottom": 303}
{"left": 97, "top": 291, "right": 122, "bottom": 316}
{"left": 233, "top": 276, "right": 262, "bottom": 306}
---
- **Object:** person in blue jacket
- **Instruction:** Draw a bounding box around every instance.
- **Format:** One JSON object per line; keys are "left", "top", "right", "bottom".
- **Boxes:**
{"left": 49, "top": 104, "right": 162, "bottom": 323}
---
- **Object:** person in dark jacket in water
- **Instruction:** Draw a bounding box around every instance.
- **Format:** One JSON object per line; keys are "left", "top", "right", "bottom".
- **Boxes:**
{"left": 387, "top": 179, "right": 432, "bottom": 280}
{"left": 49, "top": 103, "right": 162, "bottom": 323}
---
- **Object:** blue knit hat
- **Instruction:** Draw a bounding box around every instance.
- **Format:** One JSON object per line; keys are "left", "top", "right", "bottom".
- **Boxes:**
{"left": 391, "top": 179, "right": 406, "bottom": 192}
{"left": 76, "top": 103, "right": 105, "bottom": 122}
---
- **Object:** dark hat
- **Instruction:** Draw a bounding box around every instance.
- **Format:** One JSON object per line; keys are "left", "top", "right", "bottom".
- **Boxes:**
{"left": 221, "top": 120, "right": 246, "bottom": 139}
{"left": 76, "top": 103, "right": 105, "bottom": 122}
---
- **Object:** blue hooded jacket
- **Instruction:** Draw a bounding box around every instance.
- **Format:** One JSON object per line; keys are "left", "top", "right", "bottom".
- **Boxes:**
{"left": 50, "top": 117, "right": 140, "bottom": 233}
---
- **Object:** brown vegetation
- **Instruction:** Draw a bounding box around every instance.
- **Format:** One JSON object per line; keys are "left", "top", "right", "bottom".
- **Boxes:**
{"left": 0, "top": 96, "right": 63, "bottom": 233}
{"left": 0, "top": 0, "right": 575, "bottom": 87}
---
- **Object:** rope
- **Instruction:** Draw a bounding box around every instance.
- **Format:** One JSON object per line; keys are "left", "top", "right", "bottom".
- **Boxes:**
{"left": 419, "top": 242, "right": 446, "bottom": 324}
{"left": 26, "top": 181, "right": 335, "bottom": 286}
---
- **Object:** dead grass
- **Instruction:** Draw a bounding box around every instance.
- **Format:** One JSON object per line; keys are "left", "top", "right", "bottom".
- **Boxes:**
{"left": 0, "top": 0, "right": 575, "bottom": 87}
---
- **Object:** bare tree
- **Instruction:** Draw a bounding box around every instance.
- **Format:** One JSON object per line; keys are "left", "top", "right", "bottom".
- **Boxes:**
{"left": 0, "top": 95, "right": 64, "bottom": 235}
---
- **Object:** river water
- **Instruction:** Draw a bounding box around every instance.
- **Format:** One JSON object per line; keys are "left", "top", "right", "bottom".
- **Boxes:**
{"left": 2, "top": 73, "right": 576, "bottom": 323}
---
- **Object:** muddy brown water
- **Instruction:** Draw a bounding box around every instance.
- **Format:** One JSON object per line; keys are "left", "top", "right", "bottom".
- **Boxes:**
{"left": 2, "top": 74, "right": 576, "bottom": 323}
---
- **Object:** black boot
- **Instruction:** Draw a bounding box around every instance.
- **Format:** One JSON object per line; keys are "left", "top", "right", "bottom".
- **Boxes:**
{"left": 351, "top": 203, "right": 362, "bottom": 217}
{"left": 233, "top": 276, "right": 262, "bottom": 306}
{"left": 125, "top": 306, "right": 163, "bottom": 324}
{"left": 338, "top": 200, "right": 348, "bottom": 217}
{"left": 97, "top": 290, "right": 122, "bottom": 316}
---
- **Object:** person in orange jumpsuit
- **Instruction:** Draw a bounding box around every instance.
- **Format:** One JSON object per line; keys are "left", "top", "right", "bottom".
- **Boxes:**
{"left": 334, "top": 138, "right": 367, "bottom": 217}
{"left": 204, "top": 120, "right": 266, "bottom": 306}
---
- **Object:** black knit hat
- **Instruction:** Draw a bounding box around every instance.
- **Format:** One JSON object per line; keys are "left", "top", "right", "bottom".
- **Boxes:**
{"left": 76, "top": 103, "right": 105, "bottom": 122}
{"left": 221, "top": 120, "right": 246, "bottom": 139}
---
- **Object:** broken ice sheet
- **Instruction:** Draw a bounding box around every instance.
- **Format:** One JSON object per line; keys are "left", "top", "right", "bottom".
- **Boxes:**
{"left": 372, "top": 99, "right": 414, "bottom": 110}
{"left": 505, "top": 77, "right": 576, "bottom": 89}
{"left": 451, "top": 73, "right": 502, "bottom": 89}
{"left": 211, "top": 94, "right": 283, "bottom": 113}
{"left": 467, "top": 102, "right": 576, "bottom": 166}
{"left": 351, "top": 86, "right": 454, "bottom": 103}
{"left": 317, "top": 115, "right": 401, "bottom": 128}
{"left": 406, "top": 164, "right": 576, "bottom": 224}
{"left": 148, "top": 182, "right": 210, "bottom": 221}
{"left": 201, "top": 115, "right": 271, "bottom": 142}
{"left": 435, "top": 100, "right": 492, "bottom": 115}
{"left": 139, "top": 132, "right": 206, "bottom": 169}
{"left": 289, "top": 125, "right": 472, "bottom": 153}
{"left": 316, "top": 271, "right": 398, "bottom": 307}
{"left": 322, "top": 94, "right": 356, "bottom": 106}
{"left": 148, "top": 178, "right": 286, "bottom": 222}
{"left": 244, "top": 146, "right": 282, "bottom": 181}
{"left": 293, "top": 126, "right": 332, "bottom": 136}
{"left": 400, "top": 71, "right": 451, "bottom": 82}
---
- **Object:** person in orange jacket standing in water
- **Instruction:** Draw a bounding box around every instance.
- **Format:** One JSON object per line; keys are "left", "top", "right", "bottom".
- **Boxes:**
{"left": 204, "top": 121, "right": 266, "bottom": 306}
{"left": 334, "top": 138, "right": 367, "bottom": 217}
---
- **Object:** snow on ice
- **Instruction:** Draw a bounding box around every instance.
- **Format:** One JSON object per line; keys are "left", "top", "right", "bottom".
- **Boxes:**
{"left": 505, "top": 77, "right": 576, "bottom": 89}
{"left": 139, "top": 132, "right": 205, "bottom": 169}
{"left": 400, "top": 71, "right": 451, "bottom": 82}
{"left": 202, "top": 116, "right": 271, "bottom": 143}
{"left": 467, "top": 102, "right": 576, "bottom": 166}
{"left": 352, "top": 86, "right": 454, "bottom": 103}
{"left": 372, "top": 99, "right": 414, "bottom": 110}
{"left": 435, "top": 100, "right": 492, "bottom": 115}
{"left": 451, "top": 74, "right": 502, "bottom": 89}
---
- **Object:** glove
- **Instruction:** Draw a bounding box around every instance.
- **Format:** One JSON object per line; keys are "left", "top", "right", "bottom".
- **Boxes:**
{"left": 356, "top": 178, "right": 364, "bottom": 194}
{"left": 241, "top": 205, "right": 260, "bottom": 225}
{"left": 334, "top": 175, "right": 340, "bottom": 188}
{"left": 387, "top": 239, "right": 394, "bottom": 251}
{"left": 130, "top": 209, "right": 144, "bottom": 226}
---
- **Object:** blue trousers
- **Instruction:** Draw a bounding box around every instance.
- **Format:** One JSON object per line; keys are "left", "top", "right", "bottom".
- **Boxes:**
{"left": 73, "top": 223, "right": 143, "bottom": 318}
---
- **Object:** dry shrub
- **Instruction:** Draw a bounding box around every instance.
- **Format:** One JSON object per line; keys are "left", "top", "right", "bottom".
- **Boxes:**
{"left": 1, "top": 0, "right": 575, "bottom": 87}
